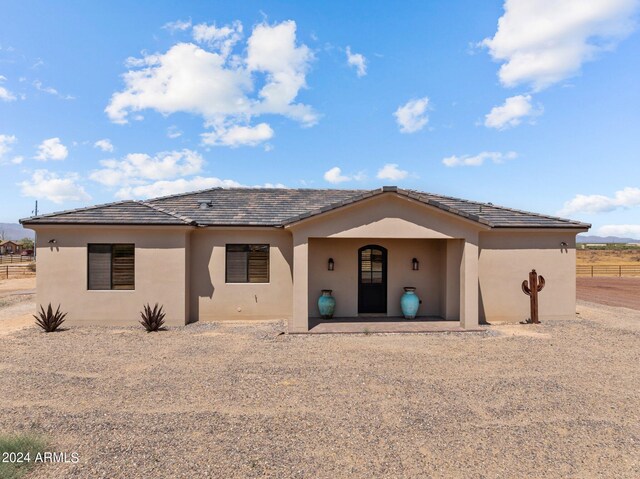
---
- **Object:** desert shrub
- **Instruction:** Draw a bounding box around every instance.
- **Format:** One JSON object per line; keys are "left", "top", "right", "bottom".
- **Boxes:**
{"left": 34, "top": 303, "right": 67, "bottom": 332}
{"left": 140, "top": 303, "right": 166, "bottom": 332}
{"left": 0, "top": 433, "right": 46, "bottom": 479}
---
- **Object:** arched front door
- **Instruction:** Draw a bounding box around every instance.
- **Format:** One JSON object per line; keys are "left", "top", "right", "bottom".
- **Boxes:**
{"left": 358, "top": 245, "right": 387, "bottom": 314}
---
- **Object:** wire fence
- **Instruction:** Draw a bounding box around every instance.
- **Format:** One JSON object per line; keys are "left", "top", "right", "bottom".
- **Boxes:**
{"left": 577, "top": 264, "right": 640, "bottom": 277}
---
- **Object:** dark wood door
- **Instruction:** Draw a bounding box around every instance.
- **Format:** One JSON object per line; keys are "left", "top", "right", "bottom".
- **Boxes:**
{"left": 358, "top": 245, "right": 387, "bottom": 314}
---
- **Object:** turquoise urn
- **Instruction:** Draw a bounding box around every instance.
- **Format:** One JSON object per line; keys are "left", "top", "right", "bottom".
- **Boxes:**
{"left": 318, "top": 289, "right": 336, "bottom": 319}
{"left": 400, "top": 287, "right": 420, "bottom": 319}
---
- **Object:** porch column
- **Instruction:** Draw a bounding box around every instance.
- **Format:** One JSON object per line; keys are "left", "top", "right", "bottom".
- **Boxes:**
{"left": 459, "top": 239, "right": 479, "bottom": 329}
{"left": 290, "top": 237, "right": 309, "bottom": 333}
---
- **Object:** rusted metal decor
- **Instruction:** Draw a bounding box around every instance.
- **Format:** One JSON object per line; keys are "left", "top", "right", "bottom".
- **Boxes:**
{"left": 522, "top": 269, "right": 545, "bottom": 324}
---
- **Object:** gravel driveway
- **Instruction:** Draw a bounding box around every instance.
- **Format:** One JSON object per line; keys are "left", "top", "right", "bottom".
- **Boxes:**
{"left": 0, "top": 302, "right": 638, "bottom": 478}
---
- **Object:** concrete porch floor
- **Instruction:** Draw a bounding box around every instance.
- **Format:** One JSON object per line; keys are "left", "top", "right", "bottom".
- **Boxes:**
{"left": 305, "top": 316, "right": 484, "bottom": 334}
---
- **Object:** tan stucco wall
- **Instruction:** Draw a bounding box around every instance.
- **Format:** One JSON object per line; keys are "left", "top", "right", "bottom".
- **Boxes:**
{"left": 189, "top": 228, "right": 293, "bottom": 322}
{"left": 31, "top": 225, "right": 191, "bottom": 326}
{"left": 308, "top": 238, "right": 446, "bottom": 318}
{"left": 479, "top": 231, "right": 577, "bottom": 323}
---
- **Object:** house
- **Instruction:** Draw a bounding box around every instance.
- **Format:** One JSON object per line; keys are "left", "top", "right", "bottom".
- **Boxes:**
{"left": 20, "top": 186, "right": 590, "bottom": 332}
{"left": 0, "top": 240, "right": 22, "bottom": 255}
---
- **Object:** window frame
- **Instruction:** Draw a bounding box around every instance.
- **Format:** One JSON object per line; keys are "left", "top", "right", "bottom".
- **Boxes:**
{"left": 87, "top": 243, "right": 135, "bottom": 291}
{"left": 225, "top": 244, "right": 270, "bottom": 284}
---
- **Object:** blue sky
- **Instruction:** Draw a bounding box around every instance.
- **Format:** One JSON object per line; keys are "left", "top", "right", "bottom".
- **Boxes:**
{"left": 1, "top": 0, "right": 639, "bottom": 237}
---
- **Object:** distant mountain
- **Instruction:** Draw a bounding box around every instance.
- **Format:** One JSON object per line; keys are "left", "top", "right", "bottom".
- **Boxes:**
{"left": 577, "top": 235, "right": 638, "bottom": 244}
{"left": 0, "top": 223, "right": 35, "bottom": 241}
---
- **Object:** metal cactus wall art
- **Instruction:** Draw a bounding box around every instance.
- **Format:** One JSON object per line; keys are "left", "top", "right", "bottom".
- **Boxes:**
{"left": 521, "top": 269, "right": 545, "bottom": 324}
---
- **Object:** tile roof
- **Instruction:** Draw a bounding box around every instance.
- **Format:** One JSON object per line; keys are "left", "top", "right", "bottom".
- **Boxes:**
{"left": 20, "top": 200, "right": 195, "bottom": 226}
{"left": 20, "top": 186, "right": 590, "bottom": 230}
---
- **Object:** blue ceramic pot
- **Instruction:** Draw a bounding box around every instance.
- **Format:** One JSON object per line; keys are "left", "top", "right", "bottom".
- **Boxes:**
{"left": 401, "top": 287, "right": 420, "bottom": 319}
{"left": 318, "top": 289, "right": 336, "bottom": 319}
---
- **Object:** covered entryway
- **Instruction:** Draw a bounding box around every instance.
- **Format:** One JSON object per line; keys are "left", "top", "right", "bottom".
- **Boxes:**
{"left": 287, "top": 190, "right": 481, "bottom": 332}
{"left": 358, "top": 245, "right": 387, "bottom": 314}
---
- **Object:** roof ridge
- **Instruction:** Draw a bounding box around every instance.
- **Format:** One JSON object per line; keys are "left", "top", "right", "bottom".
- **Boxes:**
{"left": 138, "top": 200, "right": 196, "bottom": 225}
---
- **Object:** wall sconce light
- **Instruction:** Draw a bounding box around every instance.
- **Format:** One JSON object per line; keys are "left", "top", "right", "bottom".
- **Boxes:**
{"left": 327, "top": 258, "right": 334, "bottom": 271}
{"left": 48, "top": 239, "right": 57, "bottom": 244}
{"left": 412, "top": 258, "right": 419, "bottom": 270}
{"left": 560, "top": 242, "right": 568, "bottom": 247}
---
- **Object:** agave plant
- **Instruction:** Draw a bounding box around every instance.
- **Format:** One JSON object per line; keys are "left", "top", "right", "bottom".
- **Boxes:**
{"left": 34, "top": 303, "right": 67, "bottom": 332}
{"left": 140, "top": 303, "right": 166, "bottom": 332}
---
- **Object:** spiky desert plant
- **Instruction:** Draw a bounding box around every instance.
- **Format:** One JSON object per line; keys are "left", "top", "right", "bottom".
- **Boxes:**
{"left": 34, "top": 303, "right": 67, "bottom": 332}
{"left": 140, "top": 303, "right": 166, "bottom": 332}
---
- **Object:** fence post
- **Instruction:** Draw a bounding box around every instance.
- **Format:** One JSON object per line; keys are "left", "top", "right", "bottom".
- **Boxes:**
{"left": 591, "top": 265, "right": 593, "bottom": 277}
{"left": 5, "top": 265, "right": 7, "bottom": 279}
{"left": 619, "top": 265, "right": 622, "bottom": 277}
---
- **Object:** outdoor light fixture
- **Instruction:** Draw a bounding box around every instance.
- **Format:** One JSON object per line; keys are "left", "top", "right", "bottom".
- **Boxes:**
{"left": 412, "top": 258, "right": 419, "bottom": 270}
{"left": 328, "top": 258, "right": 334, "bottom": 271}
{"left": 48, "top": 239, "right": 57, "bottom": 244}
{"left": 560, "top": 242, "right": 568, "bottom": 247}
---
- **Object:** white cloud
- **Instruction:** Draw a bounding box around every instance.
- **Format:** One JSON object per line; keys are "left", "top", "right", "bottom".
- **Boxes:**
{"left": 192, "top": 21, "right": 243, "bottom": 58}
{"left": 116, "top": 177, "right": 242, "bottom": 199}
{"left": 162, "top": 19, "right": 192, "bottom": 32}
{"left": 377, "top": 163, "right": 409, "bottom": 180}
{"left": 11, "top": 156, "right": 24, "bottom": 164}
{"left": 558, "top": 187, "right": 640, "bottom": 216}
{"left": 106, "top": 20, "right": 316, "bottom": 147}
{"left": 394, "top": 97, "right": 430, "bottom": 133}
{"left": 323, "top": 166, "right": 351, "bottom": 184}
{"left": 0, "top": 134, "right": 17, "bottom": 161}
{"left": 481, "top": 0, "right": 639, "bottom": 91}
{"left": 484, "top": 94, "right": 541, "bottom": 129}
{"left": 346, "top": 46, "right": 367, "bottom": 77}
{"left": 0, "top": 76, "right": 16, "bottom": 101}
{"left": 19, "top": 170, "right": 90, "bottom": 204}
{"left": 94, "top": 139, "right": 114, "bottom": 152}
{"left": 442, "top": 151, "right": 517, "bottom": 167}
{"left": 596, "top": 224, "right": 640, "bottom": 239}
{"left": 167, "top": 125, "right": 182, "bottom": 139}
{"left": 33, "top": 80, "right": 75, "bottom": 100}
{"left": 201, "top": 123, "right": 273, "bottom": 147}
{"left": 34, "top": 137, "right": 68, "bottom": 161}
{"left": 90, "top": 149, "right": 204, "bottom": 187}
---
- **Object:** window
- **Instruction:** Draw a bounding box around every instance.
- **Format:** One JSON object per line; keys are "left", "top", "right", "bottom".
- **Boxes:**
{"left": 226, "top": 244, "right": 269, "bottom": 283}
{"left": 88, "top": 244, "right": 135, "bottom": 290}
{"left": 360, "top": 247, "right": 385, "bottom": 284}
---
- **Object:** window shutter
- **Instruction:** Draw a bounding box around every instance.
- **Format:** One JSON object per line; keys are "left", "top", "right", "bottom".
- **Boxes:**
{"left": 112, "top": 244, "right": 135, "bottom": 290}
{"left": 88, "top": 244, "right": 112, "bottom": 290}
{"left": 226, "top": 247, "right": 248, "bottom": 282}
{"left": 248, "top": 247, "right": 269, "bottom": 283}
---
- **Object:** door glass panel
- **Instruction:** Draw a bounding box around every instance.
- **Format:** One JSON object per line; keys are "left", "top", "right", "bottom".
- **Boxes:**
{"left": 360, "top": 247, "right": 384, "bottom": 284}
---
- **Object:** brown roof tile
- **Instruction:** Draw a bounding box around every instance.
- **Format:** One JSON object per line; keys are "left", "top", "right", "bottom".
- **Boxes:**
{"left": 20, "top": 187, "right": 590, "bottom": 230}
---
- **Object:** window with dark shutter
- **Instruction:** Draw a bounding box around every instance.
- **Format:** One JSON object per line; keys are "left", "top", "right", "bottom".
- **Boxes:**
{"left": 88, "top": 244, "right": 135, "bottom": 290}
{"left": 225, "top": 244, "right": 269, "bottom": 283}
{"left": 88, "top": 244, "right": 112, "bottom": 290}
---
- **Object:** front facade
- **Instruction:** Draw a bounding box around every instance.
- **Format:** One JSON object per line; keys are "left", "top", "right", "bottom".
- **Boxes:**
{"left": 21, "top": 187, "right": 589, "bottom": 332}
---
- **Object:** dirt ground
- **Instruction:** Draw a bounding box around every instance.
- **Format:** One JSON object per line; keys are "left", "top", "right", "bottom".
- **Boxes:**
{"left": 0, "top": 276, "right": 35, "bottom": 297}
{"left": 577, "top": 277, "right": 640, "bottom": 311}
{"left": 577, "top": 248, "right": 640, "bottom": 265}
{"left": 0, "top": 277, "right": 35, "bottom": 335}
{"left": 1, "top": 301, "right": 639, "bottom": 478}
